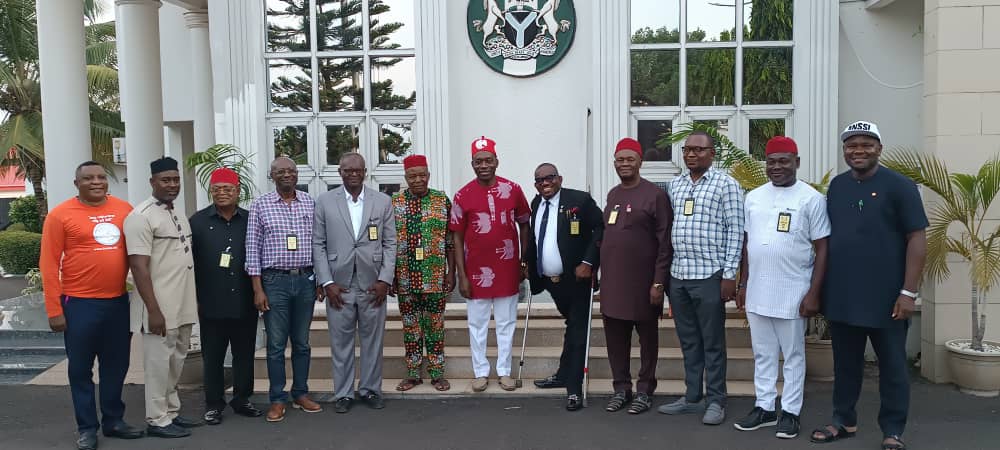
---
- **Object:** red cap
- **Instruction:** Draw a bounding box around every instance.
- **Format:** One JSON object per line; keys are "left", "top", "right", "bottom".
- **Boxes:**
{"left": 614, "top": 137, "right": 643, "bottom": 158}
{"left": 765, "top": 136, "right": 798, "bottom": 156}
{"left": 209, "top": 167, "right": 239, "bottom": 186}
{"left": 471, "top": 136, "right": 497, "bottom": 157}
{"left": 403, "top": 154, "right": 428, "bottom": 170}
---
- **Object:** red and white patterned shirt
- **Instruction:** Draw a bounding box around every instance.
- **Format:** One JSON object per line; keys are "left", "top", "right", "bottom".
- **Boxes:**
{"left": 449, "top": 177, "right": 531, "bottom": 299}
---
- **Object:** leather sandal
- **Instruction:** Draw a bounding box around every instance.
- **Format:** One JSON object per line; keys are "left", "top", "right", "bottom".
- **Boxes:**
{"left": 810, "top": 425, "right": 856, "bottom": 443}
{"left": 431, "top": 378, "right": 451, "bottom": 392}
{"left": 395, "top": 378, "right": 422, "bottom": 392}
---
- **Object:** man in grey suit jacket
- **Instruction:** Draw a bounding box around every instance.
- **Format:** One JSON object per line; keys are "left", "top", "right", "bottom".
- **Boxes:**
{"left": 313, "top": 153, "right": 397, "bottom": 413}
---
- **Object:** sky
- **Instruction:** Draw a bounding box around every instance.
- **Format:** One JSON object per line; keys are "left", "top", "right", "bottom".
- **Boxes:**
{"left": 631, "top": 0, "right": 760, "bottom": 41}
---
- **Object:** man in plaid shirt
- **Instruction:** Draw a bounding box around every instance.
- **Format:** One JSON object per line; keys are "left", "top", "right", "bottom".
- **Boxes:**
{"left": 658, "top": 131, "right": 745, "bottom": 426}
{"left": 246, "top": 156, "right": 322, "bottom": 422}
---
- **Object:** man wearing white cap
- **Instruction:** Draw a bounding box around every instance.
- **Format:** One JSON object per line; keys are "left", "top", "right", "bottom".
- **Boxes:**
{"left": 810, "top": 121, "right": 927, "bottom": 450}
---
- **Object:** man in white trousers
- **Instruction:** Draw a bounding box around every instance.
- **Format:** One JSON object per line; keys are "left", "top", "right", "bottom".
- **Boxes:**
{"left": 734, "top": 136, "right": 830, "bottom": 439}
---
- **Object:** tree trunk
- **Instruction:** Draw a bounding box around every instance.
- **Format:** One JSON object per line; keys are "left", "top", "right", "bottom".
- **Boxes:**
{"left": 972, "top": 283, "right": 984, "bottom": 352}
{"left": 26, "top": 165, "right": 48, "bottom": 225}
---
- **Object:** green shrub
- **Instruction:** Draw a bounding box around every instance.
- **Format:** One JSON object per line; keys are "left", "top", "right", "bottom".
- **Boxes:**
{"left": 8, "top": 196, "right": 42, "bottom": 233}
{"left": 0, "top": 231, "right": 42, "bottom": 275}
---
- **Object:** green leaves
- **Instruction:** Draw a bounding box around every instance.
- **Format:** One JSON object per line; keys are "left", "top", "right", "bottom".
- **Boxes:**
{"left": 184, "top": 144, "right": 258, "bottom": 205}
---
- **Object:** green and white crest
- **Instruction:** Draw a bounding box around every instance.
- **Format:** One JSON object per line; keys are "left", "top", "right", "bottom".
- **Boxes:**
{"left": 467, "top": 0, "right": 576, "bottom": 77}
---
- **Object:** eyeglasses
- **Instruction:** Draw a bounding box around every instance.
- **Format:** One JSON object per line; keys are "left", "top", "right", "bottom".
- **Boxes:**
{"left": 211, "top": 186, "right": 237, "bottom": 194}
{"left": 681, "top": 146, "right": 713, "bottom": 154}
{"left": 534, "top": 174, "right": 559, "bottom": 184}
{"left": 339, "top": 168, "right": 365, "bottom": 175}
{"left": 272, "top": 169, "right": 298, "bottom": 176}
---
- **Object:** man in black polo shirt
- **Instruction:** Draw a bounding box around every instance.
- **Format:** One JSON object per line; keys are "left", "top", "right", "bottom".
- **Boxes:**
{"left": 810, "top": 121, "right": 927, "bottom": 450}
{"left": 190, "top": 168, "right": 263, "bottom": 425}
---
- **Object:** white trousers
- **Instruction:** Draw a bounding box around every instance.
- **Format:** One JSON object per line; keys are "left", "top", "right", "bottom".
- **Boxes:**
{"left": 467, "top": 295, "right": 519, "bottom": 378}
{"left": 142, "top": 324, "right": 192, "bottom": 427}
{"left": 747, "top": 312, "right": 806, "bottom": 415}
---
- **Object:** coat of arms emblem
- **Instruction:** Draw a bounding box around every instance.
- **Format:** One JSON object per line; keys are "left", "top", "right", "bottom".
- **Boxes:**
{"left": 467, "top": 0, "right": 576, "bottom": 77}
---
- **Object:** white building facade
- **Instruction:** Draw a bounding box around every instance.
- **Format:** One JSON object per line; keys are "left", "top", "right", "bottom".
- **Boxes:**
{"left": 34, "top": 0, "right": 999, "bottom": 384}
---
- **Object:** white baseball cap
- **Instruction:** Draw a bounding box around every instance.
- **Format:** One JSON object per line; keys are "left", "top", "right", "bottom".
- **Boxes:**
{"left": 841, "top": 121, "right": 881, "bottom": 142}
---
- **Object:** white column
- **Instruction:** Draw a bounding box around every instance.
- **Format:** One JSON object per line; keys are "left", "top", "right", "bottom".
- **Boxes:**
{"left": 35, "top": 0, "right": 92, "bottom": 206}
{"left": 185, "top": 9, "right": 214, "bottom": 208}
{"left": 414, "top": 0, "right": 451, "bottom": 191}
{"left": 591, "top": 0, "right": 630, "bottom": 205}
{"left": 117, "top": 0, "right": 166, "bottom": 203}
{"left": 792, "top": 0, "right": 839, "bottom": 182}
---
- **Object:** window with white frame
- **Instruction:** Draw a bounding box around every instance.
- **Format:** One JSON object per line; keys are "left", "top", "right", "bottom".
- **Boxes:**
{"left": 629, "top": 0, "right": 794, "bottom": 175}
{"left": 264, "top": 0, "right": 416, "bottom": 194}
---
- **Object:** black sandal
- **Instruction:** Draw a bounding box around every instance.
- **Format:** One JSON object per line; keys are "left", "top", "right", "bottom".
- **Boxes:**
{"left": 882, "top": 435, "right": 906, "bottom": 450}
{"left": 605, "top": 391, "right": 632, "bottom": 412}
{"left": 627, "top": 393, "right": 652, "bottom": 414}
{"left": 810, "top": 425, "right": 857, "bottom": 443}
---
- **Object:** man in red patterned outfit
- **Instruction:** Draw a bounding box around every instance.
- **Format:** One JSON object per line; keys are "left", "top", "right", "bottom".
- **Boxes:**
{"left": 450, "top": 136, "right": 532, "bottom": 392}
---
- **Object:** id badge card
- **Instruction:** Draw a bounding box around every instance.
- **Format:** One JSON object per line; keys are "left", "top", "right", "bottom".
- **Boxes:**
{"left": 608, "top": 205, "right": 620, "bottom": 225}
{"left": 219, "top": 247, "right": 232, "bottom": 268}
{"left": 777, "top": 212, "right": 792, "bottom": 232}
{"left": 570, "top": 219, "right": 580, "bottom": 235}
{"left": 415, "top": 247, "right": 425, "bottom": 261}
{"left": 286, "top": 233, "right": 298, "bottom": 251}
{"left": 368, "top": 224, "right": 379, "bottom": 241}
{"left": 683, "top": 198, "right": 695, "bottom": 216}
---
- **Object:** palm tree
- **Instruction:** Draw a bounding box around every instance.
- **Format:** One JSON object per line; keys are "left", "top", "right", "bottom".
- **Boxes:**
{"left": 0, "top": 0, "right": 123, "bottom": 221}
{"left": 883, "top": 150, "right": 1000, "bottom": 353}
{"left": 184, "top": 144, "right": 257, "bottom": 206}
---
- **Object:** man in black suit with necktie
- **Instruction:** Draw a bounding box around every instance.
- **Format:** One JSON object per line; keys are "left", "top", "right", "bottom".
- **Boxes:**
{"left": 526, "top": 163, "right": 604, "bottom": 411}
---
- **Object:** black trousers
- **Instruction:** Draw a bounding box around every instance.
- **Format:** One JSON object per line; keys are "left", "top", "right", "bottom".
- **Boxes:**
{"left": 603, "top": 317, "right": 659, "bottom": 395}
{"left": 542, "top": 277, "right": 593, "bottom": 396}
{"left": 830, "top": 320, "right": 910, "bottom": 438}
{"left": 200, "top": 316, "right": 259, "bottom": 410}
{"left": 669, "top": 273, "right": 728, "bottom": 406}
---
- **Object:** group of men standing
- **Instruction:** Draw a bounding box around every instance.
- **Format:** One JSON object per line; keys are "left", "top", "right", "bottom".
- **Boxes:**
{"left": 41, "top": 121, "right": 925, "bottom": 450}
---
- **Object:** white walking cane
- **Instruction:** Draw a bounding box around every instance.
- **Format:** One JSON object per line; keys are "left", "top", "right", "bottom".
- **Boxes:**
{"left": 515, "top": 281, "right": 533, "bottom": 388}
{"left": 582, "top": 276, "right": 597, "bottom": 407}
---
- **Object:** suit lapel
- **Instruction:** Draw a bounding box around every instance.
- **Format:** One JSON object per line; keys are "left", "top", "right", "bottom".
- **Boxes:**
{"left": 358, "top": 186, "right": 375, "bottom": 242}
{"left": 333, "top": 187, "right": 354, "bottom": 240}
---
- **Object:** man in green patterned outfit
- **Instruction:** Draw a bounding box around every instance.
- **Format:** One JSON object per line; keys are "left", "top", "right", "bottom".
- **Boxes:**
{"left": 391, "top": 155, "right": 456, "bottom": 392}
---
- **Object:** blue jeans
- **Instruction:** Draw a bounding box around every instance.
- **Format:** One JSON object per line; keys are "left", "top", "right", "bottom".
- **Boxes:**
{"left": 62, "top": 294, "right": 131, "bottom": 433}
{"left": 262, "top": 271, "right": 315, "bottom": 403}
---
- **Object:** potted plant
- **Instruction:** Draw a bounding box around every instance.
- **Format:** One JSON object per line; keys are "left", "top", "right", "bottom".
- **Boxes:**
{"left": 883, "top": 151, "right": 1000, "bottom": 396}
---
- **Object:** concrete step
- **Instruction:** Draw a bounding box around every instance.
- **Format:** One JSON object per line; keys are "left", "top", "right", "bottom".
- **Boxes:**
{"left": 306, "top": 318, "right": 751, "bottom": 349}
{"left": 312, "top": 302, "right": 748, "bottom": 321}
{"left": 253, "top": 346, "right": 773, "bottom": 381}
{"left": 248, "top": 378, "right": 778, "bottom": 399}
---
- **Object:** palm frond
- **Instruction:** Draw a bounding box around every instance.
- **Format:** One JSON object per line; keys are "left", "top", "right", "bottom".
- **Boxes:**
{"left": 184, "top": 144, "right": 258, "bottom": 204}
{"left": 882, "top": 148, "right": 954, "bottom": 200}
{"left": 0, "top": 112, "right": 45, "bottom": 160}
{"left": 85, "top": 40, "right": 117, "bottom": 67}
{"left": 975, "top": 155, "right": 1000, "bottom": 217}
{"left": 86, "top": 65, "right": 119, "bottom": 95}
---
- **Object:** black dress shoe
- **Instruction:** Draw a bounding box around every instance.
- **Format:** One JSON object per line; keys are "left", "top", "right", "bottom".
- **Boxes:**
{"left": 362, "top": 393, "right": 385, "bottom": 410}
{"left": 171, "top": 416, "right": 204, "bottom": 428}
{"left": 146, "top": 423, "right": 191, "bottom": 439}
{"left": 334, "top": 397, "right": 353, "bottom": 413}
{"left": 566, "top": 394, "right": 583, "bottom": 411}
{"left": 76, "top": 431, "right": 98, "bottom": 450}
{"left": 102, "top": 421, "right": 144, "bottom": 439}
{"left": 203, "top": 408, "right": 223, "bottom": 426}
{"left": 231, "top": 401, "right": 264, "bottom": 418}
{"left": 533, "top": 375, "right": 566, "bottom": 389}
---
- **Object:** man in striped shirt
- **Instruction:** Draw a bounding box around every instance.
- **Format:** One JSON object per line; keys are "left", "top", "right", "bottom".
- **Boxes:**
{"left": 246, "top": 156, "right": 322, "bottom": 422}
{"left": 734, "top": 136, "right": 830, "bottom": 439}
{"left": 659, "top": 131, "right": 745, "bottom": 425}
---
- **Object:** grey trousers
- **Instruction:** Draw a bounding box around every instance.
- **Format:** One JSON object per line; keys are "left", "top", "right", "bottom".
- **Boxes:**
{"left": 669, "top": 272, "right": 728, "bottom": 406}
{"left": 326, "top": 276, "right": 387, "bottom": 400}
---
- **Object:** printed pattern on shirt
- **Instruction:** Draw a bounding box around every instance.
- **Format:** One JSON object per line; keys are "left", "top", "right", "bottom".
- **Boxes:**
{"left": 393, "top": 189, "right": 452, "bottom": 294}
{"left": 666, "top": 167, "right": 745, "bottom": 280}
{"left": 245, "top": 190, "right": 315, "bottom": 275}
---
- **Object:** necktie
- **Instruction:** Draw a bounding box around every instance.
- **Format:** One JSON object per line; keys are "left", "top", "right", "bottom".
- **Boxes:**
{"left": 537, "top": 200, "right": 550, "bottom": 276}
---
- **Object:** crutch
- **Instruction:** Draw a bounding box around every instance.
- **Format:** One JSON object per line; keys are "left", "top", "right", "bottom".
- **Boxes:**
{"left": 515, "top": 281, "right": 533, "bottom": 388}
{"left": 582, "top": 276, "right": 597, "bottom": 407}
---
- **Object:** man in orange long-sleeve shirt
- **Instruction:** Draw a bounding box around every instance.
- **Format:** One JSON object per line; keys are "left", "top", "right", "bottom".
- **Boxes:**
{"left": 40, "top": 161, "right": 144, "bottom": 450}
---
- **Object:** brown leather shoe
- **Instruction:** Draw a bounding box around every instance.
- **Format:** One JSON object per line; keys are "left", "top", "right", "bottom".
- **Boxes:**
{"left": 292, "top": 395, "right": 323, "bottom": 413}
{"left": 265, "top": 403, "right": 286, "bottom": 423}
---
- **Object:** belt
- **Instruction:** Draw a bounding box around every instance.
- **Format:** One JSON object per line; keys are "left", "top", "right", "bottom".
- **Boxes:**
{"left": 263, "top": 267, "right": 313, "bottom": 275}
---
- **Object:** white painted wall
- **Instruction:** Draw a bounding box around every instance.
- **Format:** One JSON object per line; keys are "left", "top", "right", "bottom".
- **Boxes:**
{"left": 159, "top": 2, "right": 194, "bottom": 123}
{"left": 838, "top": 0, "right": 924, "bottom": 168}
{"left": 445, "top": 2, "right": 593, "bottom": 198}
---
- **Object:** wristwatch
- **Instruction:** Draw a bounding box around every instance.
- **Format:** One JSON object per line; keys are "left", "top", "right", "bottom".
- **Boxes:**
{"left": 652, "top": 283, "right": 664, "bottom": 291}
{"left": 900, "top": 289, "right": 918, "bottom": 299}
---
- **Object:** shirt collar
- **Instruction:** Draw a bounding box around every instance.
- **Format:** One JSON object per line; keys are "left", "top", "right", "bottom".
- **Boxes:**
{"left": 271, "top": 190, "right": 305, "bottom": 203}
{"left": 345, "top": 187, "right": 365, "bottom": 203}
{"left": 684, "top": 166, "right": 717, "bottom": 183}
{"left": 208, "top": 205, "right": 244, "bottom": 218}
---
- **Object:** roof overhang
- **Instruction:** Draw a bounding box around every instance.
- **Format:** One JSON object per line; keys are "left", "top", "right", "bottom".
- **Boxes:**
{"left": 162, "top": 0, "right": 208, "bottom": 10}
{"left": 865, "top": 0, "right": 898, "bottom": 9}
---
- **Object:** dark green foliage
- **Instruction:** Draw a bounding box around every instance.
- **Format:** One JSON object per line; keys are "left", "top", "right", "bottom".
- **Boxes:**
{"left": 8, "top": 195, "right": 41, "bottom": 233}
{"left": 0, "top": 230, "right": 41, "bottom": 274}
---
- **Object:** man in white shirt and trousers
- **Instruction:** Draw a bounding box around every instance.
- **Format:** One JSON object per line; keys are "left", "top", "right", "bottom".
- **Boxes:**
{"left": 734, "top": 136, "right": 830, "bottom": 440}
